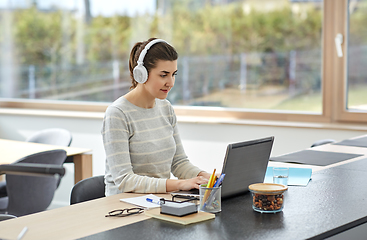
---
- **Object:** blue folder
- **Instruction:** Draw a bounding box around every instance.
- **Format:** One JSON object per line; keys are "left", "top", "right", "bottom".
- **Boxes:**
{"left": 264, "top": 167, "right": 312, "bottom": 186}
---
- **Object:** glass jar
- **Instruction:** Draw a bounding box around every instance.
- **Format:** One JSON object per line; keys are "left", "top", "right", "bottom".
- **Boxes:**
{"left": 248, "top": 183, "right": 288, "bottom": 213}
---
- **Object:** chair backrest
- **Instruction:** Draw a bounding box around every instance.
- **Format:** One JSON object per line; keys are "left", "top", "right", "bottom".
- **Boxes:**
{"left": 5, "top": 149, "right": 67, "bottom": 216}
{"left": 26, "top": 128, "right": 72, "bottom": 147}
{"left": 70, "top": 175, "right": 105, "bottom": 205}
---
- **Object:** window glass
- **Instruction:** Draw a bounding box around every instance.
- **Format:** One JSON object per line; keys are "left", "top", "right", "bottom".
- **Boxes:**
{"left": 347, "top": 0, "right": 367, "bottom": 112}
{"left": 0, "top": 0, "right": 323, "bottom": 113}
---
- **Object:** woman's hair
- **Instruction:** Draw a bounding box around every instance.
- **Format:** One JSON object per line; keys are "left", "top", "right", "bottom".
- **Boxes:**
{"left": 128, "top": 38, "right": 178, "bottom": 89}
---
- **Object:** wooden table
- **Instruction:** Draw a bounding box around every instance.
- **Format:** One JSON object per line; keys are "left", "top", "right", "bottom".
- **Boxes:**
{"left": 0, "top": 139, "right": 93, "bottom": 184}
{"left": 0, "top": 193, "right": 166, "bottom": 240}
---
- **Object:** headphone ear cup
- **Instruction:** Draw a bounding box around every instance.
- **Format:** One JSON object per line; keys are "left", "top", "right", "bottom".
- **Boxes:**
{"left": 133, "top": 65, "right": 148, "bottom": 84}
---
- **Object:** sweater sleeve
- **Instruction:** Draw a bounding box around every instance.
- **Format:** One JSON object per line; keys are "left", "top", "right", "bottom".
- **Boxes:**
{"left": 169, "top": 106, "right": 203, "bottom": 179}
{"left": 102, "top": 106, "right": 167, "bottom": 194}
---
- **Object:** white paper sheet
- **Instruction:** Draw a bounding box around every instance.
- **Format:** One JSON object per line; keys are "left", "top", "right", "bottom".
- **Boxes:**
{"left": 120, "top": 194, "right": 162, "bottom": 209}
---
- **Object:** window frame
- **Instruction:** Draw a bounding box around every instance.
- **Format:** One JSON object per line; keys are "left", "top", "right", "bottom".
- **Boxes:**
{"left": 1, "top": 0, "right": 366, "bottom": 125}
{"left": 334, "top": 0, "right": 367, "bottom": 122}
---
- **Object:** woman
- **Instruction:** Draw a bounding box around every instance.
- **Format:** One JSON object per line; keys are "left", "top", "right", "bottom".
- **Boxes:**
{"left": 102, "top": 38, "right": 211, "bottom": 196}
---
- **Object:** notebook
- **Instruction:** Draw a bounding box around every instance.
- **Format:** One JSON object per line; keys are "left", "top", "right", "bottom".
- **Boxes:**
{"left": 171, "top": 136, "right": 274, "bottom": 199}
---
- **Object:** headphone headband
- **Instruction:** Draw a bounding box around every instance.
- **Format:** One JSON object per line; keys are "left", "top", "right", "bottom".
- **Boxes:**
{"left": 133, "top": 39, "right": 169, "bottom": 84}
{"left": 137, "top": 39, "right": 168, "bottom": 65}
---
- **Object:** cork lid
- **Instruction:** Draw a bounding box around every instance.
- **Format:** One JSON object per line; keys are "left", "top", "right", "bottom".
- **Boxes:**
{"left": 248, "top": 183, "right": 288, "bottom": 193}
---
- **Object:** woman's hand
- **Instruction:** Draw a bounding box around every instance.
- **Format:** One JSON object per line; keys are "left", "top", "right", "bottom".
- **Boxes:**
{"left": 178, "top": 176, "right": 208, "bottom": 190}
{"left": 197, "top": 171, "right": 212, "bottom": 180}
{"left": 166, "top": 176, "right": 208, "bottom": 192}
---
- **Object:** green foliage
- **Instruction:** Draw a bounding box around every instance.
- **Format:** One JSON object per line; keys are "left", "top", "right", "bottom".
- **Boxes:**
{"left": 13, "top": 7, "right": 65, "bottom": 65}
{"left": 86, "top": 15, "right": 131, "bottom": 62}
{"left": 9, "top": 2, "right": 323, "bottom": 66}
{"left": 170, "top": 1, "right": 322, "bottom": 55}
{"left": 349, "top": 1, "right": 367, "bottom": 45}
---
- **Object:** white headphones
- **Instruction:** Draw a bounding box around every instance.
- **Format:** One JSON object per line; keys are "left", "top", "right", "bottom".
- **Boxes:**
{"left": 133, "top": 39, "right": 169, "bottom": 84}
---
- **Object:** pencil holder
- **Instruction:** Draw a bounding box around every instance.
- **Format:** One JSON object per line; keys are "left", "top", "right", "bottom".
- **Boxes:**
{"left": 199, "top": 184, "right": 221, "bottom": 213}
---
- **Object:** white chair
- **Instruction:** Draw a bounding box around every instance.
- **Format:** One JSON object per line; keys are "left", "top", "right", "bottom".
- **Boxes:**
{"left": 26, "top": 128, "right": 72, "bottom": 147}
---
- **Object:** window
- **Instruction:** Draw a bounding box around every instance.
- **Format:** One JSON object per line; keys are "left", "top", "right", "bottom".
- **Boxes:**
{"left": 347, "top": 0, "right": 367, "bottom": 113}
{"left": 0, "top": 0, "right": 365, "bottom": 124}
{"left": 170, "top": 0, "right": 323, "bottom": 113}
{"left": 331, "top": 0, "right": 367, "bottom": 122}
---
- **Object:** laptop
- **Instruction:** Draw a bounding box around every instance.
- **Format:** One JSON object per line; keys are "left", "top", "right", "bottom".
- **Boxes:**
{"left": 171, "top": 136, "right": 274, "bottom": 199}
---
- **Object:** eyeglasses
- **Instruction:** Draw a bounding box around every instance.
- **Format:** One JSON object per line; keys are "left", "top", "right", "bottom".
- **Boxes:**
{"left": 170, "top": 195, "right": 198, "bottom": 202}
{"left": 105, "top": 207, "right": 144, "bottom": 217}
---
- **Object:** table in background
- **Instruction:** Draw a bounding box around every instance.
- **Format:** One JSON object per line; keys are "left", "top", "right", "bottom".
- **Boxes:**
{"left": 0, "top": 139, "right": 92, "bottom": 184}
{"left": 269, "top": 134, "right": 367, "bottom": 171}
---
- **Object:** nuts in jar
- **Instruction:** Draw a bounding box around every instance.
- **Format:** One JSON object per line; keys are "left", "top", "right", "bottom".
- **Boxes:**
{"left": 248, "top": 183, "right": 288, "bottom": 213}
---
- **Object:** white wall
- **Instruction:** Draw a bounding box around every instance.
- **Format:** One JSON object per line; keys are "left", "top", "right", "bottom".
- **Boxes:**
{"left": 0, "top": 113, "right": 364, "bottom": 208}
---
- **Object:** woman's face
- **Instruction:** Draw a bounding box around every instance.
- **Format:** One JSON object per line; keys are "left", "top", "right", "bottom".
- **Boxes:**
{"left": 144, "top": 60, "right": 177, "bottom": 100}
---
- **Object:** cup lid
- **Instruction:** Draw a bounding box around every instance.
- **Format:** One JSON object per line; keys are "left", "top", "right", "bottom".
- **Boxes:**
{"left": 248, "top": 183, "right": 288, "bottom": 193}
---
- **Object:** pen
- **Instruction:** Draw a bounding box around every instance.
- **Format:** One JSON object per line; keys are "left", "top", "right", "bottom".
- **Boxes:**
{"left": 146, "top": 198, "right": 161, "bottom": 205}
{"left": 17, "top": 226, "right": 28, "bottom": 240}
{"left": 213, "top": 173, "right": 226, "bottom": 187}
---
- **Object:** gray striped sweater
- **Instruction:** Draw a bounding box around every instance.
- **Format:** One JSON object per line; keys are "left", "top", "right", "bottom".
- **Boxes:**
{"left": 102, "top": 97, "right": 202, "bottom": 196}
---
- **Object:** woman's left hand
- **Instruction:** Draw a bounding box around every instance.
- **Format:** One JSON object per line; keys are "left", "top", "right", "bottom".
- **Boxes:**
{"left": 198, "top": 171, "right": 220, "bottom": 180}
{"left": 197, "top": 171, "right": 211, "bottom": 180}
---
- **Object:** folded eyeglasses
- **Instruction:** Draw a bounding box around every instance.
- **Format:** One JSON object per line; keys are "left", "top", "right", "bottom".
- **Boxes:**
{"left": 105, "top": 207, "right": 144, "bottom": 217}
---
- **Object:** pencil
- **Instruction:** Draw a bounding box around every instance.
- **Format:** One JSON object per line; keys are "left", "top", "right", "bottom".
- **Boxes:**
{"left": 210, "top": 175, "right": 218, "bottom": 188}
{"left": 203, "top": 169, "right": 216, "bottom": 203}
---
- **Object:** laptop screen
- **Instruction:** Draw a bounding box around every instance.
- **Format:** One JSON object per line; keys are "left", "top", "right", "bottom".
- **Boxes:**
{"left": 220, "top": 136, "right": 274, "bottom": 199}
{"left": 171, "top": 136, "right": 274, "bottom": 199}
